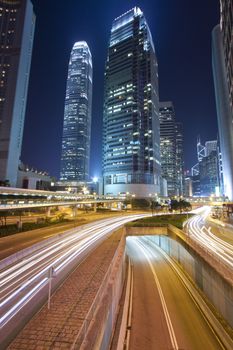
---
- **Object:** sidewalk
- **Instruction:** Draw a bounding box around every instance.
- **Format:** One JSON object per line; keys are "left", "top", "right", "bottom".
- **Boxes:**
{"left": 8, "top": 229, "right": 124, "bottom": 350}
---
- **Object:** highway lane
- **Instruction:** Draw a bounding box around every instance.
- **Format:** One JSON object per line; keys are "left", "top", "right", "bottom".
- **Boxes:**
{"left": 0, "top": 212, "right": 130, "bottom": 260}
{"left": 127, "top": 236, "right": 227, "bottom": 350}
{"left": 185, "top": 207, "right": 233, "bottom": 269}
{"left": 0, "top": 214, "right": 148, "bottom": 338}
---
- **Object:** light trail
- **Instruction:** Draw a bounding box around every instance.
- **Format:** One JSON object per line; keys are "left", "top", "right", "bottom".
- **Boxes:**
{"left": 0, "top": 214, "right": 148, "bottom": 330}
{"left": 185, "top": 207, "right": 233, "bottom": 268}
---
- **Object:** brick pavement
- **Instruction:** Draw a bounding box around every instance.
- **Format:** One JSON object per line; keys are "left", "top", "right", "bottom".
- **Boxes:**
{"left": 8, "top": 229, "right": 124, "bottom": 350}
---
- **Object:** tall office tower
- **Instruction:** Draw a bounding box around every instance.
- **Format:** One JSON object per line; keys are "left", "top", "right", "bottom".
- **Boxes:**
{"left": 212, "top": 2, "right": 233, "bottom": 200}
{"left": 175, "top": 122, "right": 184, "bottom": 196}
{"left": 205, "top": 139, "right": 223, "bottom": 195}
{"left": 159, "top": 102, "right": 177, "bottom": 197}
{"left": 191, "top": 137, "right": 205, "bottom": 177}
{"left": 0, "top": 0, "right": 35, "bottom": 187}
{"left": 199, "top": 150, "right": 220, "bottom": 197}
{"left": 60, "top": 42, "right": 92, "bottom": 182}
{"left": 220, "top": 0, "right": 233, "bottom": 115}
{"left": 197, "top": 136, "right": 205, "bottom": 162}
{"left": 205, "top": 140, "right": 218, "bottom": 156}
{"left": 102, "top": 7, "right": 160, "bottom": 197}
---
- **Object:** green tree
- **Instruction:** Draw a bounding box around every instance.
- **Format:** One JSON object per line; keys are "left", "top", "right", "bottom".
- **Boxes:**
{"left": 131, "top": 198, "right": 150, "bottom": 209}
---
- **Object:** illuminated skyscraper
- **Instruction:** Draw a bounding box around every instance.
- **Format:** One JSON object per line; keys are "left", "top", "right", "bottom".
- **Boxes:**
{"left": 175, "top": 122, "right": 184, "bottom": 196}
{"left": 159, "top": 102, "right": 184, "bottom": 196}
{"left": 212, "top": 1, "right": 233, "bottom": 199}
{"left": 60, "top": 42, "right": 92, "bottom": 182}
{"left": 159, "top": 102, "right": 177, "bottom": 196}
{"left": 220, "top": 0, "right": 233, "bottom": 116}
{"left": 0, "top": 0, "right": 35, "bottom": 186}
{"left": 102, "top": 7, "right": 160, "bottom": 196}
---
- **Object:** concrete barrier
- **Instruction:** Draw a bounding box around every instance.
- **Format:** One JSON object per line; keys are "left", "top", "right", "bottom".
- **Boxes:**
{"left": 116, "top": 259, "right": 133, "bottom": 350}
{"left": 143, "top": 231, "right": 233, "bottom": 328}
{"left": 71, "top": 229, "right": 126, "bottom": 350}
{"left": 126, "top": 226, "right": 167, "bottom": 236}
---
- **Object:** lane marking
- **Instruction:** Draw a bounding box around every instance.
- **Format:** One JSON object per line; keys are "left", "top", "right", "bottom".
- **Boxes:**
{"left": 132, "top": 239, "right": 179, "bottom": 350}
{"left": 141, "top": 238, "right": 228, "bottom": 350}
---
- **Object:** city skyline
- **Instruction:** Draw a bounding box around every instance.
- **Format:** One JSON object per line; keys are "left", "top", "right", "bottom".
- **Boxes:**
{"left": 21, "top": 0, "right": 220, "bottom": 179}
{"left": 1, "top": 1, "right": 233, "bottom": 347}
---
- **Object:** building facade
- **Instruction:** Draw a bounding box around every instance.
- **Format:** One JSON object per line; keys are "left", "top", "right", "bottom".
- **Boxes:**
{"left": 220, "top": 0, "right": 233, "bottom": 116}
{"left": 159, "top": 102, "right": 177, "bottom": 196}
{"left": 175, "top": 122, "right": 185, "bottom": 196}
{"left": 159, "top": 102, "right": 184, "bottom": 197}
{"left": 199, "top": 150, "right": 220, "bottom": 197}
{"left": 205, "top": 140, "right": 218, "bottom": 156}
{"left": 60, "top": 42, "right": 93, "bottom": 182}
{"left": 0, "top": 0, "right": 35, "bottom": 186}
{"left": 190, "top": 137, "right": 221, "bottom": 197}
{"left": 212, "top": 1, "right": 233, "bottom": 200}
{"left": 102, "top": 7, "right": 161, "bottom": 197}
{"left": 17, "top": 162, "right": 52, "bottom": 190}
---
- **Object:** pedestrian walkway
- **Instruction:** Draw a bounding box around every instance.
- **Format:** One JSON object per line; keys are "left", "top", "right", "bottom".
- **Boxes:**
{"left": 8, "top": 229, "right": 123, "bottom": 349}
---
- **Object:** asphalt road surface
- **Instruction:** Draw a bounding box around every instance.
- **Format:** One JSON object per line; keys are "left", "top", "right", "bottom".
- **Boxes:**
{"left": 127, "top": 236, "right": 225, "bottom": 350}
{"left": 185, "top": 207, "right": 233, "bottom": 269}
{"left": 0, "top": 214, "right": 148, "bottom": 345}
{"left": 0, "top": 212, "right": 129, "bottom": 260}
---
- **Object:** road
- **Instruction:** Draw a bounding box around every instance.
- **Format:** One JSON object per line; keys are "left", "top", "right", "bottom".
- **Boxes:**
{"left": 127, "top": 236, "right": 227, "bottom": 350}
{"left": 0, "top": 214, "right": 148, "bottom": 343}
{"left": 0, "top": 211, "right": 132, "bottom": 260}
{"left": 0, "top": 221, "right": 84, "bottom": 260}
{"left": 185, "top": 206, "right": 233, "bottom": 269}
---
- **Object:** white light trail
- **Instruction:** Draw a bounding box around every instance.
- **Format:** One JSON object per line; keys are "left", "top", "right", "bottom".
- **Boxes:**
{"left": 186, "top": 207, "right": 233, "bottom": 268}
{"left": 0, "top": 214, "right": 148, "bottom": 329}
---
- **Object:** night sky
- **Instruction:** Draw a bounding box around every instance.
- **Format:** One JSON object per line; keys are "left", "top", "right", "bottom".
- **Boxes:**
{"left": 21, "top": 0, "right": 220, "bottom": 179}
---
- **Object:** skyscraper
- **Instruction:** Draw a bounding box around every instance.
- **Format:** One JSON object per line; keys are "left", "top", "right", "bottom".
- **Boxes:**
{"left": 60, "top": 42, "right": 93, "bottom": 182}
{"left": 102, "top": 7, "right": 160, "bottom": 197}
{"left": 205, "top": 140, "right": 218, "bottom": 156}
{"left": 220, "top": 0, "right": 233, "bottom": 116}
{"left": 199, "top": 150, "right": 220, "bottom": 197}
{"left": 159, "top": 102, "right": 177, "bottom": 196}
{"left": 0, "top": 0, "right": 35, "bottom": 187}
{"left": 175, "top": 122, "right": 185, "bottom": 196}
{"left": 190, "top": 137, "right": 221, "bottom": 197}
{"left": 212, "top": 1, "right": 233, "bottom": 200}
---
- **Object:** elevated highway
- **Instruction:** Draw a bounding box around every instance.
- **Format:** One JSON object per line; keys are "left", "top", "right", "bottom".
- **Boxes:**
{"left": 0, "top": 186, "right": 121, "bottom": 211}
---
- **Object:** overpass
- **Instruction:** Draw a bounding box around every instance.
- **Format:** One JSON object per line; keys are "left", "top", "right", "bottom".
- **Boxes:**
{"left": 0, "top": 186, "right": 122, "bottom": 212}
{"left": 0, "top": 186, "right": 232, "bottom": 213}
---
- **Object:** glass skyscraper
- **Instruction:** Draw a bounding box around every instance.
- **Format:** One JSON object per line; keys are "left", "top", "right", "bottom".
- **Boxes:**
{"left": 212, "top": 1, "right": 233, "bottom": 200}
{"left": 60, "top": 41, "right": 92, "bottom": 182}
{"left": 175, "top": 122, "right": 184, "bottom": 196}
{"left": 0, "top": 0, "right": 35, "bottom": 186}
{"left": 159, "top": 102, "right": 177, "bottom": 196}
{"left": 102, "top": 7, "right": 160, "bottom": 197}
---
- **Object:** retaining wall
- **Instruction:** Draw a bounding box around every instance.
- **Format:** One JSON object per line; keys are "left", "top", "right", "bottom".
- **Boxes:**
{"left": 144, "top": 233, "right": 233, "bottom": 328}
